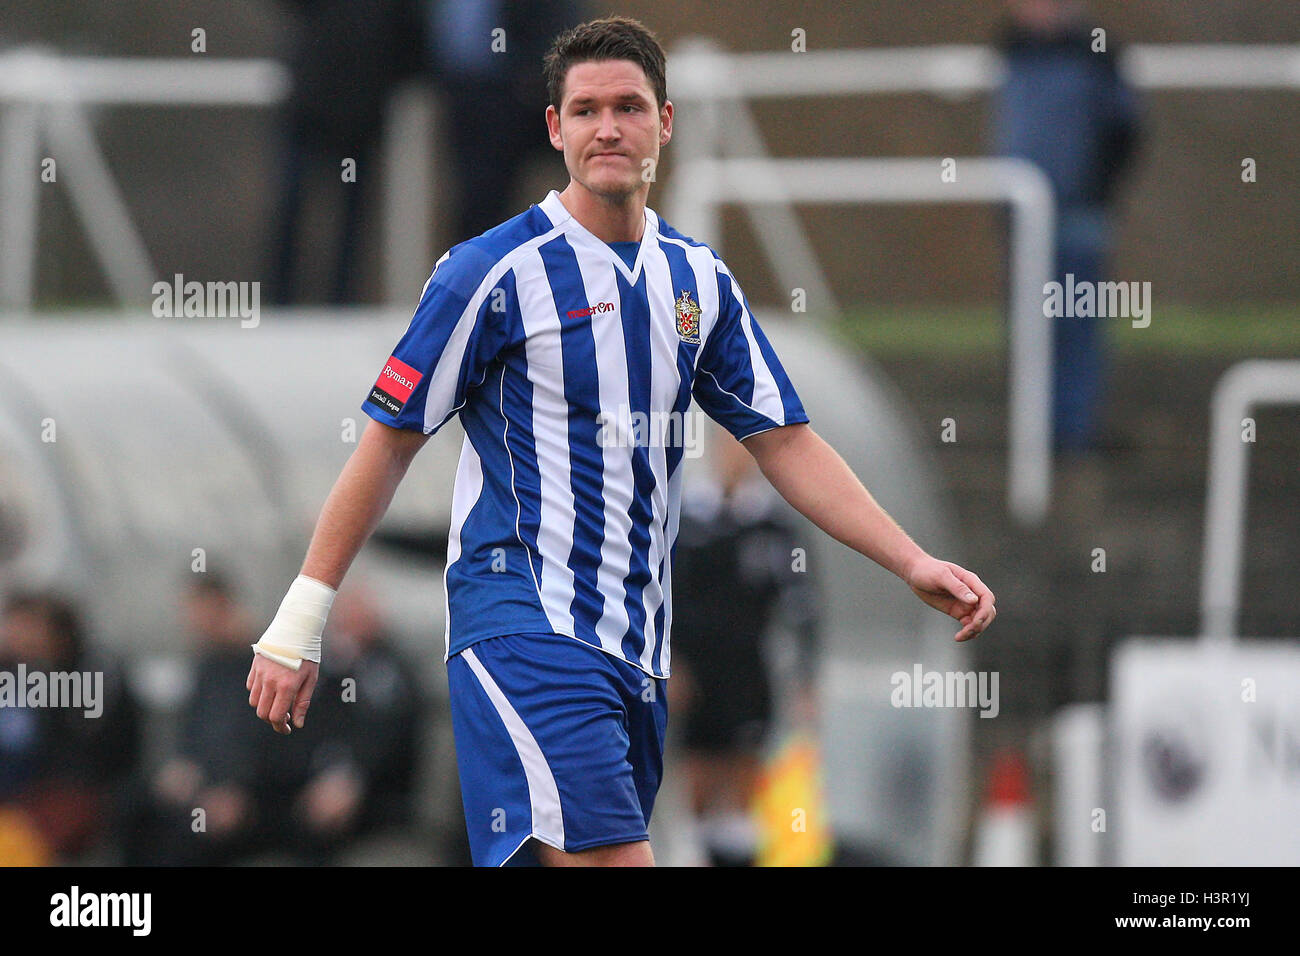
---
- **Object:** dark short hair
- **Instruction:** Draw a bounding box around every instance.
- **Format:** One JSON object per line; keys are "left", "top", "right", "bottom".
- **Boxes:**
{"left": 543, "top": 16, "right": 668, "bottom": 110}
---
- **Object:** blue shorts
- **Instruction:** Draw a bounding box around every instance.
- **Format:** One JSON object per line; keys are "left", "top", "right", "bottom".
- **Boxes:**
{"left": 446, "top": 632, "right": 669, "bottom": 866}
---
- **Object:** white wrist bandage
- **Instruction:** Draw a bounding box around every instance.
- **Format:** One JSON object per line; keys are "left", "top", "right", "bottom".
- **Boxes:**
{"left": 252, "top": 574, "right": 336, "bottom": 671}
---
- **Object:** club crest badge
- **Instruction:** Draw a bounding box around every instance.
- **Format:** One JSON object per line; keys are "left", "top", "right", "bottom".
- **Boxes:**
{"left": 674, "top": 290, "right": 701, "bottom": 344}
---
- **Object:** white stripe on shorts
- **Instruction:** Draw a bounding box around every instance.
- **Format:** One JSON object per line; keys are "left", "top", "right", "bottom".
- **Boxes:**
{"left": 462, "top": 646, "right": 566, "bottom": 852}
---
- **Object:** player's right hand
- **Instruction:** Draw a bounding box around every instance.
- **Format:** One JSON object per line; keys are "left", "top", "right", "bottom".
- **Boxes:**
{"left": 246, "top": 653, "right": 319, "bottom": 736}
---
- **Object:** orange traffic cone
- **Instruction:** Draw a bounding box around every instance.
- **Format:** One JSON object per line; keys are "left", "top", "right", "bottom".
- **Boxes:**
{"left": 972, "top": 748, "right": 1036, "bottom": 866}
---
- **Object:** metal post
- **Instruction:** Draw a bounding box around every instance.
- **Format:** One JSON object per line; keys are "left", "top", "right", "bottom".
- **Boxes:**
{"left": 1200, "top": 360, "right": 1300, "bottom": 641}
{"left": 669, "top": 156, "right": 1055, "bottom": 526}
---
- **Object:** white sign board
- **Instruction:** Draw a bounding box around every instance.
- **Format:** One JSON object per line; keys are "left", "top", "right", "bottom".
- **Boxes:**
{"left": 1114, "top": 639, "right": 1300, "bottom": 865}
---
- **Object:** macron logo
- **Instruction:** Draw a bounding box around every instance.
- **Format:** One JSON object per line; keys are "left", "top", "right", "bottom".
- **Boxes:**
{"left": 567, "top": 301, "right": 615, "bottom": 319}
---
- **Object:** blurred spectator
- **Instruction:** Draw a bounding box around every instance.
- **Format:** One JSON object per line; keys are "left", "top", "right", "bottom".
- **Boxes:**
{"left": 124, "top": 572, "right": 268, "bottom": 865}
{"left": 266, "top": 0, "right": 424, "bottom": 304}
{"left": 272, "top": 582, "right": 424, "bottom": 863}
{"left": 992, "top": 0, "right": 1142, "bottom": 454}
{"left": 419, "top": 0, "right": 586, "bottom": 243}
{"left": 670, "top": 432, "right": 821, "bottom": 866}
{"left": 124, "top": 573, "right": 424, "bottom": 865}
{"left": 0, "top": 589, "right": 141, "bottom": 863}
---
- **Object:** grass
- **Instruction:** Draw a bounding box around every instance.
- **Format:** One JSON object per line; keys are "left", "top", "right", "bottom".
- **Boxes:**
{"left": 829, "top": 303, "right": 1300, "bottom": 360}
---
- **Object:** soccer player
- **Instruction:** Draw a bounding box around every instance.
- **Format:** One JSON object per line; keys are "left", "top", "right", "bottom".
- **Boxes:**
{"left": 246, "top": 16, "right": 996, "bottom": 867}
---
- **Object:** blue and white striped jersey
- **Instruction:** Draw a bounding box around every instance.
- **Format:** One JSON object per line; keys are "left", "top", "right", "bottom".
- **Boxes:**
{"left": 362, "top": 190, "right": 809, "bottom": 678}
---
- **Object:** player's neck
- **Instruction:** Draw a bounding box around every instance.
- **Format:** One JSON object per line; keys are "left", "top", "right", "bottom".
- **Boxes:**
{"left": 557, "top": 182, "right": 648, "bottom": 243}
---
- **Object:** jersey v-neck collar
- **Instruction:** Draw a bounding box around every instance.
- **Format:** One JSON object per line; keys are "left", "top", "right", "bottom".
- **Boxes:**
{"left": 538, "top": 190, "right": 657, "bottom": 284}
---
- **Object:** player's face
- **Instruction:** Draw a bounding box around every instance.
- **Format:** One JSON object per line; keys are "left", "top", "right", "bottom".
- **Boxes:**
{"left": 546, "top": 59, "right": 672, "bottom": 203}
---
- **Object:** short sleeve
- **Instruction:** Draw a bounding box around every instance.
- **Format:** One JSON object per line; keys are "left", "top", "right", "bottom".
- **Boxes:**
{"left": 362, "top": 244, "right": 512, "bottom": 433}
{"left": 692, "top": 263, "right": 810, "bottom": 440}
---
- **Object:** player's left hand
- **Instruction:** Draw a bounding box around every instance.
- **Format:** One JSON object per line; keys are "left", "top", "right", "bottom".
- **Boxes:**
{"left": 904, "top": 555, "right": 996, "bottom": 642}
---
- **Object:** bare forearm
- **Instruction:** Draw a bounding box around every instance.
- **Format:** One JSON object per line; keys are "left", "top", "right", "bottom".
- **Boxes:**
{"left": 300, "top": 422, "right": 427, "bottom": 588}
{"left": 744, "top": 424, "right": 926, "bottom": 580}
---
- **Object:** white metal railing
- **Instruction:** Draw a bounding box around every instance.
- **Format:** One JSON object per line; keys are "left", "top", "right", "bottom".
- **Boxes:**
{"left": 1200, "top": 360, "right": 1300, "bottom": 641}
{"left": 5, "top": 43, "right": 1300, "bottom": 311}
{"left": 668, "top": 39, "right": 1300, "bottom": 526}
{"left": 0, "top": 48, "right": 289, "bottom": 309}
{"left": 0, "top": 49, "right": 288, "bottom": 105}
{"left": 668, "top": 156, "right": 1055, "bottom": 527}
{"left": 668, "top": 42, "right": 1300, "bottom": 101}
